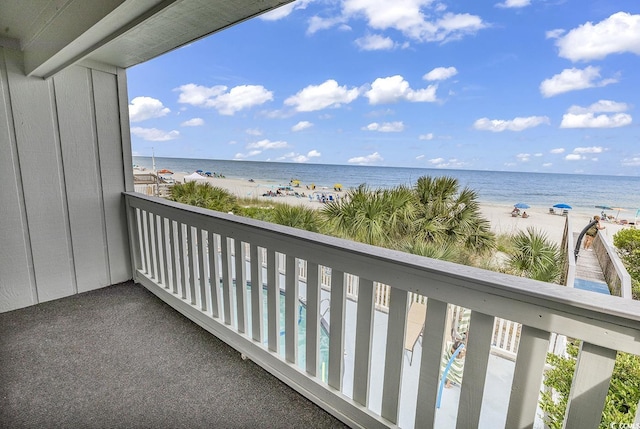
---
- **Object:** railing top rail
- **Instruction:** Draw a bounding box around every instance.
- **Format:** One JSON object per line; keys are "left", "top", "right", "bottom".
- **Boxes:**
{"left": 125, "top": 192, "right": 640, "bottom": 352}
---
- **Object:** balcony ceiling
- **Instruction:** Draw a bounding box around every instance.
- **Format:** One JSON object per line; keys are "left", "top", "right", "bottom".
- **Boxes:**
{"left": 0, "top": 0, "right": 293, "bottom": 78}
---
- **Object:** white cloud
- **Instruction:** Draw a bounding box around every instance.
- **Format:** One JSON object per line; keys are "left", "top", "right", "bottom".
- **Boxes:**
{"left": 516, "top": 153, "right": 530, "bottom": 162}
{"left": 495, "top": 0, "right": 531, "bottom": 9}
{"left": 246, "top": 128, "right": 262, "bottom": 136}
{"left": 423, "top": 67, "right": 458, "bottom": 81}
{"left": 473, "top": 116, "right": 550, "bottom": 132}
{"left": 180, "top": 117, "right": 204, "bottom": 127}
{"left": 363, "top": 121, "right": 405, "bottom": 132}
{"left": 416, "top": 154, "right": 425, "bottom": 160}
{"left": 539, "top": 66, "right": 617, "bottom": 97}
{"left": 284, "top": 79, "right": 360, "bottom": 112}
{"left": 234, "top": 150, "right": 262, "bottom": 160}
{"left": 247, "top": 139, "right": 289, "bottom": 150}
{"left": 534, "top": 153, "right": 543, "bottom": 157}
{"left": 568, "top": 100, "right": 629, "bottom": 114}
{"left": 128, "top": 97, "right": 170, "bottom": 123}
{"left": 279, "top": 150, "right": 322, "bottom": 163}
{"left": 556, "top": 12, "right": 640, "bottom": 62}
{"left": 339, "top": 0, "right": 486, "bottom": 43}
{"left": 542, "top": 163, "right": 553, "bottom": 168}
{"left": 292, "top": 121, "right": 314, "bottom": 132}
{"left": 565, "top": 154, "right": 584, "bottom": 161}
{"left": 365, "top": 75, "right": 437, "bottom": 104}
{"left": 428, "top": 157, "right": 468, "bottom": 168}
{"left": 348, "top": 152, "right": 383, "bottom": 165}
{"left": 355, "top": 34, "right": 396, "bottom": 51}
{"left": 176, "top": 83, "right": 273, "bottom": 115}
{"left": 573, "top": 146, "right": 604, "bottom": 154}
{"left": 550, "top": 148, "right": 565, "bottom": 154}
{"left": 419, "top": 133, "right": 434, "bottom": 140}
{"left": 546, "top": 29, "right": 565, "bottom": 39}
{"left": 131, "top": 127, "right": 179, "bottom": 141}
{"left": 622, "top": 157, "right": 640, "bottom": 167}
{"left": 560, "top": 100, "right": 632, "bottom": 128}
{"left": 259, "top": 0, "right": 312, "bottom": 21}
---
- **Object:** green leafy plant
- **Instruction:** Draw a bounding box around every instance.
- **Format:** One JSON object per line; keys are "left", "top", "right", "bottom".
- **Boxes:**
{"left": 541, "top": 341, "right": 640, "bottom": 429}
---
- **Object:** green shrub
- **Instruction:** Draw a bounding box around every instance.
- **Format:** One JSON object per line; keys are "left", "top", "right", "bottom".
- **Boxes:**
{"left": 541, "top": 341, "right": 640, "bottom": 428}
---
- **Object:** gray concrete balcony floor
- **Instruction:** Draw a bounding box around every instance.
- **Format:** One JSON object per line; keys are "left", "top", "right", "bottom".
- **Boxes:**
{"left": 0, "top": 282, "right": 348, "bottom": 429}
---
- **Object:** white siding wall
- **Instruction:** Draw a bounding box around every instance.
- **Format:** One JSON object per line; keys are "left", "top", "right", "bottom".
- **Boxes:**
{"left": 0, "top": 47, "right": 133, "bottom": 312}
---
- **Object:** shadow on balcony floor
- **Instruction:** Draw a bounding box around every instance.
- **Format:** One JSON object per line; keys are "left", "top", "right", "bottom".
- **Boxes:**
{"left": 0, "top": 282, "right": 349, "bottom": 429}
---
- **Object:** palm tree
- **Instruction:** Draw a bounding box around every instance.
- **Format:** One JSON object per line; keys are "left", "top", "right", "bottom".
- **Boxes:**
{"left": 413, "top": 176, "right": 494, "bottom": 253}
{"left": 507, "top": 227, "right": 562, "bottom": 283}
{"left": 272, "top": 204, "right": 322, "bottom": 232}
{"left": 169, "top": 182, "right": 238, "bottom": 213}
{"left": 321, "top": 185, "right": 416, "bottom": 247}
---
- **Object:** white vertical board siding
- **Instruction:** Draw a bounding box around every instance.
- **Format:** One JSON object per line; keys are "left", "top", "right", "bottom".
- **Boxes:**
{"left": 54, "top": 66, "right": 110, "bottom": 293}
{"left": 4, "top": 48, "right": 76, "bottom": 303}
{"left": 0, "top": 47, "right": 132, "bottom": 312}
{"left": 0, "top": 48, "right": 37, "bottom": 311}
{"left": 93, "top": 68, "right": 131, "bottom": 284}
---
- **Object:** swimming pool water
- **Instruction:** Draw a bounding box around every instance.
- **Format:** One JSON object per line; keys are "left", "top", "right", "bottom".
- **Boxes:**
{"left": 243, "top": 285, "right": 330, "bottom": 379}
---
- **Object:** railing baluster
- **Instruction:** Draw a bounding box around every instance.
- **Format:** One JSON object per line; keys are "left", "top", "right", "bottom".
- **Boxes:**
{"left": 220, "top": 235, "right": 233, "bottom": 326}
{"left": 353, "top": 277, "right": 375, "bottom": 406}
{"left": 250, "top": 244, "right": 263, "bottom": 343}
{"left": 564, "top": 342, "right": 617, "bottom": 428}
{"left": 197, "top": 228, "right": 206, "bottom": 311}
{"left": 506, "top": 325, "right": 550, "bottom": 428}
{"left": 381, "top": 287, "right": 408, "bottom": 424}
{"left": 207, "top": 231, "right": 220, "bottom": 318}
{"left": 153, "top": 214, "right": 162, "bottom": 284}
{"left": 285, "top": 254, "right": 298, "bottom": 364}
{"left": 139, "top": 210, "right": 149, "bottom": 274}
{"left": 147, "top": 210, "right": 156, "bottom": 280}
{"left": 415, "top": 298, "right": 448, "bottom": 428}
{"left": 160, "top": 217, "right": 169, "bottom": 289}
{"left": 187, "top": 225, "right": 197, "bottom": 305}
{"left": 305, "top": 262, "right": 320, "bottom": 377}
{"left": 457, "top": 311, "right": 494, "bottom": 429}
{"left": 177, "top": 222, "right": 186, "bottom": 299}
{"left": 328, "top": 269, "right": 346, "bottom": 391}
{"left": 234, "top": 238, "right": 247, "bottom": 333}
{"left": 267, "top": 249, "right": 279, "bottom": 353}
{"left": 169, "top": 220, "right": 177, "bottom": 295}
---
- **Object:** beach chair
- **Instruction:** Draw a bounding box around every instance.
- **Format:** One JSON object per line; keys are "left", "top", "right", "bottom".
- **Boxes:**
{"left": 549, "top": 208, "right": 556, "bottom": 215}
{"left": 562, "top": 209, "right": 569, "bottom": 216}
{"left": 404, "top": 301, "right": 427, "bottom": 365}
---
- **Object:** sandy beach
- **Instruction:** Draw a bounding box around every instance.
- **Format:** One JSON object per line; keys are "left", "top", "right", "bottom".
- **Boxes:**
{"left": 165, "top": 171, "right": 628, "bottom": 246}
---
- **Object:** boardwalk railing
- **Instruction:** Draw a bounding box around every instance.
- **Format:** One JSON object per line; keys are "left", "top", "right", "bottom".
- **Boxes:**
{"left": 124, "top": 193, "right": 640, "bottom": 428}
{"left": 593, "top": 233, "right": 632, "bottom": 299}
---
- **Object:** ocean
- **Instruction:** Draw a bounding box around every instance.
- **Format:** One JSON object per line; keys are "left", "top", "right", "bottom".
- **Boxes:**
{"left": 133, "top": 156, "right": 640, "bottom": 217}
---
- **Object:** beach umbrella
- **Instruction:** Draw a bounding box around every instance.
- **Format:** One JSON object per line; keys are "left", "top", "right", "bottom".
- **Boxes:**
{"left": 158, "top": 168, "right": 173, "bottom": 174}
{"left": 611, "top": 207, "right": 627, "bottom": 219}
{"left": 553, "top": 203, "right": 572, "bottom": 209}
{"left": 334, "top": 183, "right": 343, "bottom": 191}
{"left": 514, "top": 203, "right": 530, "bottom": 209}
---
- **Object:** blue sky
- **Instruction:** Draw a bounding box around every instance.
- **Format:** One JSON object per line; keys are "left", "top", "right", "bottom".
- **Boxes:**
{"left": 127, "top": 0, "right": 640, "bottom": 176}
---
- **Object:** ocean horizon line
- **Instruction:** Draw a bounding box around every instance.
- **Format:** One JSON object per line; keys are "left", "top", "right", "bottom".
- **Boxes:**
{"left": 134, "top": 155, "right": 638, "bottom": 179}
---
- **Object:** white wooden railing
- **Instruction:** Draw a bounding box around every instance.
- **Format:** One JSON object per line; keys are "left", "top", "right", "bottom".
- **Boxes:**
{"left": 124, "top": 193, "right": 640, "bottom": 429}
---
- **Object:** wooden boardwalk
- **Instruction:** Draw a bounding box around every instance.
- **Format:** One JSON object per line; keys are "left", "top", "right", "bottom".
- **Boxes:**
{"left": 573, "top": 233, "right": 607, "bottom": 283}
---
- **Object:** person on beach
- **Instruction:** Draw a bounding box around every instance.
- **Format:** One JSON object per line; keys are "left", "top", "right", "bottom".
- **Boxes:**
{"left": 583, "top": 215, "right": 605, "bottom": 251}
{"left": 440, "top": 308, "right": 471, "bottom": 388}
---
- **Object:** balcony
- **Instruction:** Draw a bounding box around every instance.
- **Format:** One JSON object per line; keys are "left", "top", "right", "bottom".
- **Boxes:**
{"left": 3, "top": 192, "right": 640, "bottom": 428}
{"left": 127, "top": 193, "right": 640, "bottom": 427}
